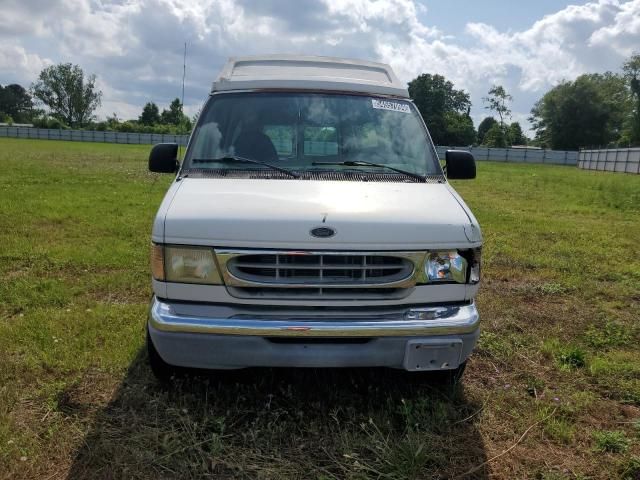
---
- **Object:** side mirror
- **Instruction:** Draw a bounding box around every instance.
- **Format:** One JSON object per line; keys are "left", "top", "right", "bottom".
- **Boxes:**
{"left": 149, "top": 143, "right": 179, "bottom": 173}
{"left": 445, "top": 150, "right": 476, "bottom": 179}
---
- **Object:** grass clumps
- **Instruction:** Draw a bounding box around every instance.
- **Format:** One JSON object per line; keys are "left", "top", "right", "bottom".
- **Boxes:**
{"left": 543, "top": 339, "right": 586, "bottom": 370}
{"left": 478, "top": 331, "right": 515, "bottom": 360}
{"left": 592, "top": 430, "right": 630, "bottom": 453}
{"left": 620, "top": 457, "right": 640, "bottom": 479}
{"left": 584, "top": 321, "right": 633, "bottom": 349}
{"left": 535, "top": 282, "right": 570, "bottom": 295}
{"left": 589, "top": 352, "right": 640, "bottom": 405}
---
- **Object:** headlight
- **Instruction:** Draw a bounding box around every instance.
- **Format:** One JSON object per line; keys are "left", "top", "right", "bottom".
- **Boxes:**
{"left": 425, "top": 251, "right": 468, "bottom": 283}
{"left": 151, "top": 244, "right": 222, "bottom": 284}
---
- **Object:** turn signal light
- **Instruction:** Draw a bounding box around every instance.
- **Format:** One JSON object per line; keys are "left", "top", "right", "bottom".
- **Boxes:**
{"left": 151, "top": 244, "right": 165, "bottom": 280}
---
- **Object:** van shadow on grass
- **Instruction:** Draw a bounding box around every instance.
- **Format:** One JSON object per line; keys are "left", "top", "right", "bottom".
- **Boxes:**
{"left": 67, "top": 349, "right": 488, "bottom": 479}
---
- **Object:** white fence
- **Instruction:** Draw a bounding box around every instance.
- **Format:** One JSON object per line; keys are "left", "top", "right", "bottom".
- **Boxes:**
{"left": 1, "top": 126, "right": 582, "bottom": 166}
{"left": 0, "top": 126, "right": 189, "bottom": 146}
{"left": 578, "top": 148, "right": 640, "bottom": 174}
{"left": 435, "top": 146, "right": 578, "bottom": 165}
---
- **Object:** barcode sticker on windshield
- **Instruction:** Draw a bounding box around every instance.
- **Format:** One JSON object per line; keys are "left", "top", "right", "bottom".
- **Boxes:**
{"left": 371, "top": 98, "right": 411, "bottom": 113}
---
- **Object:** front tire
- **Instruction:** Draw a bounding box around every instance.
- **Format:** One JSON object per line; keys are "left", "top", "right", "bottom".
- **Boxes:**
{"left": 432, "top": 360, "right": 467, "bottom": 385}
{"left": 406, "top": 361, "right": 467, "bottom": 386}
{"left": 146, "top": 326, "right": 174, "bottom": 382}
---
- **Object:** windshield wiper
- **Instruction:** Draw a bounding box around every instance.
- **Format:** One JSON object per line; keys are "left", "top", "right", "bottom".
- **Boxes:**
{"left": 311, "top": 160, "right": 425, "bottom": 182}
{"left": 191, "top": 155, "right": 300, "bottom": 178}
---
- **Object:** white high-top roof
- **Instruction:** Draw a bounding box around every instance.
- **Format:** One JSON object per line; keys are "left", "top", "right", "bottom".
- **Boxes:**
{"left": 212, "top": 55, "right": 409, "bottom": 98}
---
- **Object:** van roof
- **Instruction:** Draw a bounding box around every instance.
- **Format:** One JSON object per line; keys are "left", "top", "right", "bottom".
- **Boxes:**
{"left": 212, "top": 55, "right": 409, "bottom": 98}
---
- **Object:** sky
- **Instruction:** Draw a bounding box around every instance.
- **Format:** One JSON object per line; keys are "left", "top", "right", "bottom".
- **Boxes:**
{"left": 1, "top": 0, "right": 639, "bottom": 132}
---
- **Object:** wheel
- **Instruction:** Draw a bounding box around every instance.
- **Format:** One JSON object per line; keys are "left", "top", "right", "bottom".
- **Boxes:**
{"left": 146, "top": 326, "right": 175, "bottom": 382}
{"left": 406, "top": 361, "right": 467, "bottom": 386}
{"left": 432, "top": 360, "right": 467, "bottom": 385}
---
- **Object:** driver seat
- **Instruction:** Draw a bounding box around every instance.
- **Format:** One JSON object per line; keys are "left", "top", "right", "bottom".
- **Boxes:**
{"left": 233, "top": 130, "right": 279, "bottom": 162}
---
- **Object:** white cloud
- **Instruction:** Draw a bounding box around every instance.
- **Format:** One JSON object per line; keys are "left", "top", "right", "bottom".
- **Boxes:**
{"left": 1, "top": 0, "right": 639, "bottom": 129}
{"left": 377, "top": 0, "right": 638, "bottom": 93}
{"left": 0, "top": 44, "right": 52, "bottom": 84}
{"left": 590, "top": 0, "right": 640, "bottom": 55}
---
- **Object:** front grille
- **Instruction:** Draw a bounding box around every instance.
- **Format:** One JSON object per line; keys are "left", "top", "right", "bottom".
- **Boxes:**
{"left": 228, "top": 253, "right": 412, "bottom": 285}
{"left": 220, "top": 251, "right": 419, "bottom": 300}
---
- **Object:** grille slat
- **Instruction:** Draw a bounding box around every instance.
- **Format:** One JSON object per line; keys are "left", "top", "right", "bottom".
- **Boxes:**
{"left": 226, "top": 286, "right": 409, "bottom": 300}
{"left": 232, "top": 262, "right": 403, "bottom": 271}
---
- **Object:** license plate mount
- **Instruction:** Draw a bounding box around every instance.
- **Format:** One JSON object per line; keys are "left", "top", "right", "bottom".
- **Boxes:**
{"left": 403, "top": 339, "right": 463, "bottom": 371}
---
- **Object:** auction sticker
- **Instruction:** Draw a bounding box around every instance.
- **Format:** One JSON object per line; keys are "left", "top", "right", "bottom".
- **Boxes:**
{"left": 371, "top": 98, "right": 411, "bottom": 113}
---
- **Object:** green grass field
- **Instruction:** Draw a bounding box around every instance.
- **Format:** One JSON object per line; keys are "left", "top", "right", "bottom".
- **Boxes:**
{"left": 0, "top": 137, "right": 639, "bottom": 479}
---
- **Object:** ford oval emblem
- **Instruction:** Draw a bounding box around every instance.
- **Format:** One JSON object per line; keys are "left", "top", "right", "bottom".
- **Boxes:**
{"left": 310, "top": 226, "right": 336, "bottom": 238}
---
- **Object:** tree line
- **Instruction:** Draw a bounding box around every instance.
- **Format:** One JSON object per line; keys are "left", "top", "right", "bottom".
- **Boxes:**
{"left": 2, "top": 55, "right": 639, "bottom": 149}
{"left": 408, "top": 53, "right": 640, "bottom": 149}
{"left": 0, "top": 63, "right": 192, "bottom": 134}
{"left": 530, "top": 55, "right": 640, "bottom": 149}
{"left": 408, "top": 76, "right": 528, "bottom": 147}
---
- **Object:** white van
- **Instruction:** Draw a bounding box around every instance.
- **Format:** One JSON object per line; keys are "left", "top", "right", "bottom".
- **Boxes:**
{"left": 147, "top": 55, "right": 481, "bottom": 381}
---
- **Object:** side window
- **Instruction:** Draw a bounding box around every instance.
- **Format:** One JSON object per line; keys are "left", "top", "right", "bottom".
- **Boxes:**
{"left": 263, "top": 125, "right": 295, "bottom": 157}
{"left": 304, "top": 126, "right": 338, "bottom": 156}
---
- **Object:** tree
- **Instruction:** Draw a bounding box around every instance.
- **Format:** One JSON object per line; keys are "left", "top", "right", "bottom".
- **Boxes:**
{"left": 139, "top": 102, "right": 160, "bottom": 126}
{"left": 508, "top": 122, "right": 527, "bottom": 145}
{"left": 483, "top": 85, "right": 512, "bottom": 126}
{"left": 160, "top": 98, "right": 192, "bottom": 133}
{"left": 477, "top": 117, "right": 497, "bottom": 145}
{"left": 408, "top": 74, "right": 474, "bottom": 145}
{"left": 623, "top": 53, "right": 640, "bottom": 145}
{"left": 441, "top": 111, "right": 476, "bottom": 145}
{"left": 161, "top": 98, "right": 185, "bottom": 125}
{"left": 530, "top": 73, "right": 630, "bottom": 149}
{"left": 31, "top": 63, "right": 102, "bottom": 127}
{"left": 484, "top": 123, "right": 508, "bottom": 148}
{"left": 0, "top": 84, "right": 33, "bottom": 122}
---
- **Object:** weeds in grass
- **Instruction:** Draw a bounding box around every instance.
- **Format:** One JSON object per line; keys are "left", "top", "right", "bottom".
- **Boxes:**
{"left": 525, "top": 376, "right": 545, "bottom": 398}
{"left": 568, "top": 391, "right": 597, "bottom": 411}
{"left": 535, "top": 282, "right": 569, "bottom": 295}
{"left": 590, "top": 352, "right": 640, "bottom": 378}
{"left": 542, "top": 416, "right": 575, "bottom": 444}
{"left": 558, "top": 348, "right": 586, "bottom": 370}
{"left": 593, "top": 430, "right": 630, "bottom": 453}
{"left": 356, "top": 418, "right": 447, "bottom": 479}
{"left": 584, "top": 321, "right": 633, "bottom": 349}
{"left": 589, "top": 352, "right": 640, "bottom": 404}
{"left": 542, "top": 339, "right": 586, "bottom": 370}
{"left": 478, "top": 331, "right": 516, "bottom": 361}
{"left": 537, "top": 404, "right": 576, "bottom": 445}
{"left": 620, "top": 456, "right": 640, "bottom": 480}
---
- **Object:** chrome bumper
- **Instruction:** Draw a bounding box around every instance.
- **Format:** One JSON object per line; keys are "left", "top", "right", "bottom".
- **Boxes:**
{"left": 148, "top": 297, "right": 480, "bottom": 338}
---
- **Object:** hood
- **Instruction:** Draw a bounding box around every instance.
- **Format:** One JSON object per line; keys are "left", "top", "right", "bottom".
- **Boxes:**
{"left": 156, "top": 178, "right": 481, "bottom": 250}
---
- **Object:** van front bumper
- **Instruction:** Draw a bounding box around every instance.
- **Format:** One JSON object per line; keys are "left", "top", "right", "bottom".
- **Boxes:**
{"left": 148, "top": 296, "right": 480, "bottom": 370}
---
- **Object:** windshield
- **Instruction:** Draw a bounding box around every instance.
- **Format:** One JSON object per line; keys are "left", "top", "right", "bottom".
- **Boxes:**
{"left": 184, "top": 92, "right": 441, "bottom": 176}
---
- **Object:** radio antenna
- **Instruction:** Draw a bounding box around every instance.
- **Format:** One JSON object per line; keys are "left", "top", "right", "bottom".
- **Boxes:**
{"left": 181, "top": 42, "right": 186, "bottom": 108}
{"left": 179, "top": 42, "right": 187, "bottom": 160}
